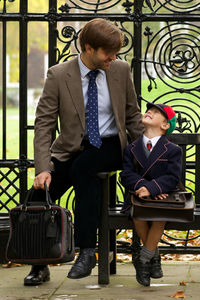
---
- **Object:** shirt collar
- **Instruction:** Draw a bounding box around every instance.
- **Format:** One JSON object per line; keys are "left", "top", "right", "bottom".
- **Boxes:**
{"left": 143, "top": 134, "right": 161, "bottom": 150}
{"left": 78, "top": 53, "right": 105, "bottom": 79}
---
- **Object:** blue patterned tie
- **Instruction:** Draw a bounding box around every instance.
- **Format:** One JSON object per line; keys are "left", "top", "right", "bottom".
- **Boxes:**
{"left": 86, "top": 70, "right": 102, "bottom": 148}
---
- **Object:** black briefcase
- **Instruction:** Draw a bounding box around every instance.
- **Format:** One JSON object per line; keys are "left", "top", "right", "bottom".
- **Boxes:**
{"left": 6, "top": 185, "right": 75, "bottom": 265}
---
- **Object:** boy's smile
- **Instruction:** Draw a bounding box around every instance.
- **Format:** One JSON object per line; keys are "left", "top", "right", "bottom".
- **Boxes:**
{"left": 142, "top": 107, "right": 170, "bottom": 138}
{"left": 142, "top": 107, "right": 166, "bottom": 125}
{"left": 144, "top": 114, "right": 152, "bottom": 120}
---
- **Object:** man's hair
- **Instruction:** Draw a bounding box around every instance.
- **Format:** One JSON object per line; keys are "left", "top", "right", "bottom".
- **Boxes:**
{"left": 79, "top": 18, "right": 124, "bottom": 53}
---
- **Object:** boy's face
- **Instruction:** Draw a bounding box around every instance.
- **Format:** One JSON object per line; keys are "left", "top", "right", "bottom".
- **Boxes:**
{"left": 142, "top": 107, "right": 169, "bottom": 131}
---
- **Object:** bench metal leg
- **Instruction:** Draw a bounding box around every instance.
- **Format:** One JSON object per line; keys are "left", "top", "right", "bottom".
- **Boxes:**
{"left": 98, "top": 174, "right": 110, "bottom": 284}
{"left": 110, "top": 229, "right": 116, "bottom": 274}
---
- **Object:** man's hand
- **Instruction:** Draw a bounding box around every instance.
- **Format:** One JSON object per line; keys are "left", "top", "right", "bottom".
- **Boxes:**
{"left": 135, "top": 186, "right": 150, "bottom": 198}
{"left": 33, "top": 171, "right": 52, "bottom": 190}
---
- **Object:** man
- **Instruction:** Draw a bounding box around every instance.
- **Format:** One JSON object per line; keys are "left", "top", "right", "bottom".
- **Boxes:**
{"left": 24, "top": 18, "right": 144, "bottom": 286}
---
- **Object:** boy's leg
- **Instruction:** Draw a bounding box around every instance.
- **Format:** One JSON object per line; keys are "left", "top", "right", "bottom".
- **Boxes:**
{"left": 132, "top": 220, "right": 165, "bottom": 286}
{"left": 132, "top": 219, "right": 151, "bottom": 286}
{"left": 144, "top": 221, "right": 166, "bottom": 279}
{"left": 144, "top": 221, "right": 166, "bottom": 251}
{"left": 133, "top": 219, "right": 149, "bottom": 245}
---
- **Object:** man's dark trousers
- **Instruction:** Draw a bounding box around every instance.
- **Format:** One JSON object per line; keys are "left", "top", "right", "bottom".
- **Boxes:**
{"left": 49, "top": 135, "right": 122, "bottom": 249}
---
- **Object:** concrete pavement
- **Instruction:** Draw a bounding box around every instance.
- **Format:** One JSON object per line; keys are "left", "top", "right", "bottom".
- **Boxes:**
{"left": 0, "top": 260, "right": 200, "bottom": 300}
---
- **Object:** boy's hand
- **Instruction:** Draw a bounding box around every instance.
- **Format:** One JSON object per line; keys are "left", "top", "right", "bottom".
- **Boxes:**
{"left": 154, "top": 193, "right": 168, "bottom": 200}
{"left": 135, "top": 186, "right": 150, "bottom": 198}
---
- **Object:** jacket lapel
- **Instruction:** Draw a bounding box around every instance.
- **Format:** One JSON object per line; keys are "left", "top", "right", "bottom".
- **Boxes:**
{"left": 131, "top": 136, "right": 170, "bottom": 176}
{"left": 131, "top": 136, "right": 147, "bottom": 169}
{"left": 64, "top": 57, "right": 85, "bottom": 130}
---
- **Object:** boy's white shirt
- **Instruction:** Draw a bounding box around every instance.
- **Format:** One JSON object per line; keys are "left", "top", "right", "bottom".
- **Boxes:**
{"left": 143, "top": 134, "right": 161, "bottom": 152}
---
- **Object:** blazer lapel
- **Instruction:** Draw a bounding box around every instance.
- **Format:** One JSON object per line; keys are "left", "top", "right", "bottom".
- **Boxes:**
{"left": 64, "top": 57, "right": 85, "bottom": 130}
{"left": 142, "top": 136, "right": 170, "bottom": 176}
{"left": 131, "top": 136, "right": 170, "bottom": 176}
{"left": 131, "top": 136, "right": 147, "bottom": 169}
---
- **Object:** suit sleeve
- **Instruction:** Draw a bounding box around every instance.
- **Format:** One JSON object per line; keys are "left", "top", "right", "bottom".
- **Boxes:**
{"left": 142, "top": 145, "right": 183, "bottom": 197}
{"left": 124, "top": 64, "right": 144, "bottom": 141}
{"left": 120, "top": 146, "right": 149, "bottom": 190}
{"left": 34, "top": 67, "right": 59, "bottom": 175}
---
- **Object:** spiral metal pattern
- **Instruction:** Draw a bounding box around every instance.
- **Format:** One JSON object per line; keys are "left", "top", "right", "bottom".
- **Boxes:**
{"left": 59, "top": 0, "right": 125, "bottom": 13}
{"left": 142, "top": 92, "right": 200, "bottom": 133}
{"left": 144, "top": 22, "right": 200, "bottom": 91}
{"left": 144, "top": 0, "right": 200, "bottom": 13}
{"left": 56, "top": 22, "right": 134, "bottom": 63}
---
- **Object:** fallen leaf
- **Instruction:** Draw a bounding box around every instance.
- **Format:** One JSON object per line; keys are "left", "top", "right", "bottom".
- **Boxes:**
{"left": 171, "top": 290, "right": 186, "bottom": 298}
{"left": 2, "top": 262, "right": 24, "bottom": 268}
{"left": 179, "top": 280, "right": 187, "bottom": 286}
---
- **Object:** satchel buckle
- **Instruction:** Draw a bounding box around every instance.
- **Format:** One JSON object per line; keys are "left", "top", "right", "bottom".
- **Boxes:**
{"left": 174, "top": 194, "right": 180, "bottom": 201}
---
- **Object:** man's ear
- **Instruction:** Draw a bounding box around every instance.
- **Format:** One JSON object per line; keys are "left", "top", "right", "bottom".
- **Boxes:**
{"left": 85, "top": 44, "right": 94, "bottom": 54}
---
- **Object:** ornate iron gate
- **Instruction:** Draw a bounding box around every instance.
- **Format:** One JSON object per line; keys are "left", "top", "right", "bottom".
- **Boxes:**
{"left": 0, "top": 0, "right": 200, "bottom": 262}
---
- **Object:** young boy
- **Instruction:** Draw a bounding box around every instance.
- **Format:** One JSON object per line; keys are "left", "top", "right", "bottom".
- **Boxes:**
{"left": 120, "top": 103, "right": 182, "bottom": 286}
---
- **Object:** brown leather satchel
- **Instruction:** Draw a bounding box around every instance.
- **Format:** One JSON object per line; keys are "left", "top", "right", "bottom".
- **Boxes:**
{"left": 129, "top": 189, "right": 195, "bottom": 223}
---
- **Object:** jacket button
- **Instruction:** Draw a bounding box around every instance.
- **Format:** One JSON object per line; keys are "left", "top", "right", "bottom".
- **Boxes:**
{"left": 81, "top": 133, "right": 84, "bottom": 137}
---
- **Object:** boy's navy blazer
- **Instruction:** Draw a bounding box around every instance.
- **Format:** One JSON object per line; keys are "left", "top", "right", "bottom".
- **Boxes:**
{"left": 120, "top": 135, "right": 182, "bottom": 197}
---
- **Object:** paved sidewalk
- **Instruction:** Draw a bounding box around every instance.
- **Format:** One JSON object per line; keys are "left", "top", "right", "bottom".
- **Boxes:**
{"left": 0, "top": 261, "right": 200, "bottom": 300}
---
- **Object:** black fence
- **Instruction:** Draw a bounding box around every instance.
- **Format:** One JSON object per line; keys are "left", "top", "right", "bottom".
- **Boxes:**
{"left": 0, "top": 0, "right": 200, "bottom": 261}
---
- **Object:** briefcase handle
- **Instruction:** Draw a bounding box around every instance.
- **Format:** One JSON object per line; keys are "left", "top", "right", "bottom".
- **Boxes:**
{"left": 22, "top": 182, "right": 52, "bottom": 209}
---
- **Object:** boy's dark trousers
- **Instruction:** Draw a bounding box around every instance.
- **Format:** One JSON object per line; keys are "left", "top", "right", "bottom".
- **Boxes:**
{"left": 49, "top": 135, "right": 122, "bottom": 249}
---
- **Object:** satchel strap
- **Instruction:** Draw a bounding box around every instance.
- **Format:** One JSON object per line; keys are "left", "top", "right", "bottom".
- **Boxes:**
{"left": 177, "top": 181, "right": 186, "bottom": 191}
{"left": 22, "top": 182, "right": 52, "bottom": 209}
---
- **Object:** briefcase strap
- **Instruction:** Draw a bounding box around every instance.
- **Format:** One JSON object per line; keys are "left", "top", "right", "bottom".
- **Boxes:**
{"left": 23, "top": 183, "right": 52, "bottom": 209}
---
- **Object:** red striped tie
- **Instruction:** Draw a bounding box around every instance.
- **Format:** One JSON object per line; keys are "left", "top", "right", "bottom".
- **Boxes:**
{"left": 147, "top": 140, "right": 152, "bottom": 151}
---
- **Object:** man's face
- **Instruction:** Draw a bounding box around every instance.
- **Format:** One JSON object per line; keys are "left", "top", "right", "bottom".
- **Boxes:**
{"left": 87, "top": 47, "right": 117, "bottom": 70}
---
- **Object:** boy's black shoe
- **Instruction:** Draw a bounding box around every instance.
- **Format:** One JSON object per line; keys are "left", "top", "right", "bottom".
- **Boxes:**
{"left": 150, "top": 255, "right": 163, "bottom": 278}
{"left": 133, "top": 257, "right": 151, "bottom": 286}
{"left": 24, "top": 265, "right": 50, "bottom": 286}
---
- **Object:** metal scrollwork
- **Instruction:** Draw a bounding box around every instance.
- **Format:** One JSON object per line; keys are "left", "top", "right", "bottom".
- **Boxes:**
{"left": 58, "top": 0, "right": 126, "bottom": 13}
{"left": 0, "top": 0, "right": 15, "bottom": 13}
{"left": 143, "top": 0, "right": 156, "bottom": 12}
{"left": 56, "top": 21, "right": 134, "bottom": 63}
{"left": 141, "top": 92, "right": 200, "bottom": 133}
{"left": 122, "top": 0, "right": 134, "bottom": 13}
{"left": 117, "top": 22, "right": 134, "bottom": 61}
{"left": 143, "top": 0, "right": 200, "bottom": 13}
{"left": 56, "top": 26, "right": 79, "bottom": 63}
{"left": 59, "top": 3, "right": 70, "bottom": 13}
{"left": 44, "top": 8, "right": 61, "bottom": 24}
{"left": 143, "top": 22, "right": 200, "bottom": 92}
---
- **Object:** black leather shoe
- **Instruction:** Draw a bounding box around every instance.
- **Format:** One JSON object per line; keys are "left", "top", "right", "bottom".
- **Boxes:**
{"left": 150, "top": 255, "right": 163, "bottom": 278}
{"left": 24, "top": 265, "right": 50, "bottom": 286}
{"left": 133, "top": 257, "right": 151, "bottom": 286}
{"left": 68, "top": 249, "right": 96, "bottom": 279}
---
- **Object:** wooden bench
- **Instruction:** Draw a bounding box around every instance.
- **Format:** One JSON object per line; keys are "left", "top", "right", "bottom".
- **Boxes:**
{"left": 98, "top": 133, "right": 200, "bottom": 284}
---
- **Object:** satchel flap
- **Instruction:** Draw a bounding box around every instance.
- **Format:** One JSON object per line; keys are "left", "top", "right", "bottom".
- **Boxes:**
{"left": 129, "top": 190, "right": 193, "bottom": 208}
{"left": 141, "top": 192, "right": 187, "bottom": 205}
